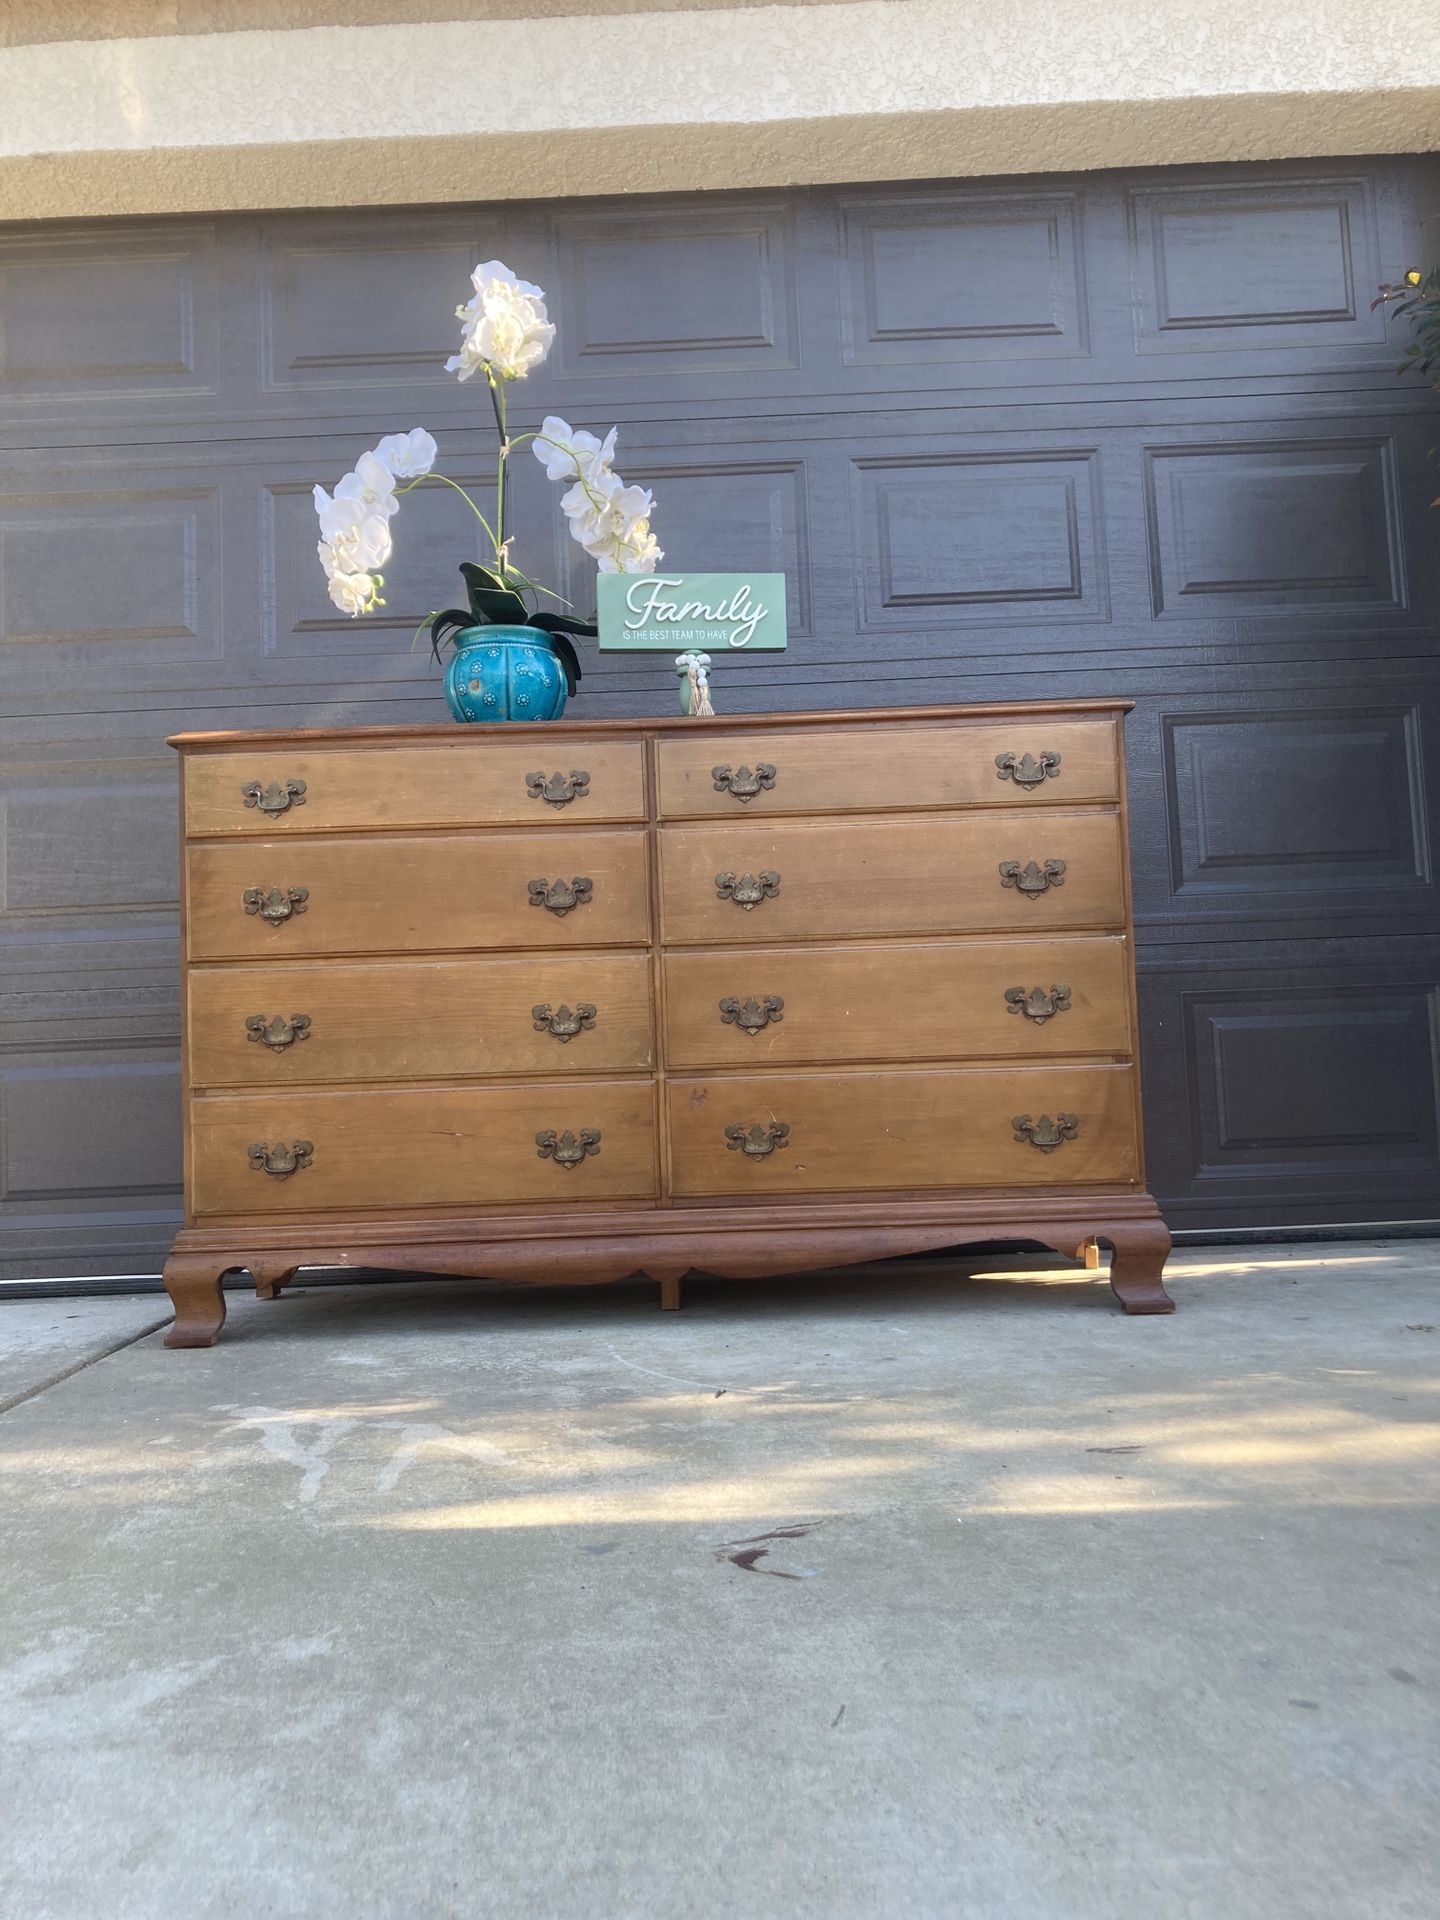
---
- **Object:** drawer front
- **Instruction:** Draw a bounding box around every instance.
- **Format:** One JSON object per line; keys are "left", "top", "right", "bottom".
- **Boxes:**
{"left": 663, "top": 936, "right": 1131, "bottom": 1067}
{"left": 186, "top": 830, "right": 650, "bottom": 959}
{"left": 659, "top": 811, "right": 1125, "bottom": 944}
{"left": 188, "top": 953, "right": 653, "bottom": 1086}
{"left": 191, "top": 1080, "right": 658, "bottom": 1216}
{"left": 657, "top": 719, "right": 1119, "bottom": 818}
{"left": 666, "top": 1065, "right": 1139, "bottom": 1196}
{"left": 183, "top": 739, "right": 646, "bottom": 835}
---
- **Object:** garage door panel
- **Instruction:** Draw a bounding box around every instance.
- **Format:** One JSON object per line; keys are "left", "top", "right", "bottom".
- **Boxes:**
{"left": 258, "top": 212, "right": 508, "bottom": 393}
{"left": 548, "top": 199, "right": 800, "bottom": 378}
{"left": 1127, "top": 174, "right": 1386, "bottom": 355}
{"left": 837, "top": 187, "right": 1090, "bottom": 368}
{"left": 1138, "top": 955, "right": 1440, "bottom": 1226}
{"left": 1144, "top": 436, "right": 1403, "bottom": 617}
{"left": 1124, "top": 685, "right": 1440, "bottom": 943}
{"left": 0, "top": 220, "right": 222, "bottom": 409}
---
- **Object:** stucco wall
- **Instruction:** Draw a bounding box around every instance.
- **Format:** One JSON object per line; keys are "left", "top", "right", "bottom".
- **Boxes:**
{"left": 1, "top": 0, "right": 1437, "bottom": 219}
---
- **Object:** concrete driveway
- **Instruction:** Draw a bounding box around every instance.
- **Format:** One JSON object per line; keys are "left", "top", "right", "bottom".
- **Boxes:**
{"left": 1, "top": 1244, "right": 1436, "bottom": 1919}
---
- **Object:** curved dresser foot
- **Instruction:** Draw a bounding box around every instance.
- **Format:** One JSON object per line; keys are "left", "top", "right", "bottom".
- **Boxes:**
{"left": 249, "top": 1261, "right": 301, "bottom": 1301}
{"left": 163, "top": 1255, "right": 233, "bottom": 1347}
{"left": 1103, "top": 1221, "right": 1175, "bottom": 1315}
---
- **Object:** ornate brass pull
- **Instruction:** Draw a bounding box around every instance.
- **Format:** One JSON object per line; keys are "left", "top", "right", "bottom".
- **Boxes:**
{"left": 536, "top": 1127, "right": 601, "bottom": 1167}
{"left": 532, "top": 1002, "right": 596, "bottom": 1042}
{"left": 242, "top": 885, "right": 309, "bottom": 924}
{"left": 247, "top": 1140, "right": 313, "bottom": 1178}
{"left": 526, "top": 770, "right": 590, "bottom": 807}
{"left": 241, "top": 778, "right": 307, "bottom": 816}
{"left": 998, "top": 859, "right": 1065, "bottom": 898}
{"left": 712, "top": 763, "right": 776, "bottom": 802}
{"left": 245, "top": 1013, "right": 312, "bottom": 1051}
{"left": 995, "top": 752, "right": 1060, "bottom": 790}
{"left": 1004, "top": 986, "right": 1071, "bottom": 1024}
{"left": 716, "top": 870, "right": 780, "bottom": 910}
{"left": 719, "top": 995, "right": 784, "bottom": 1033}
{"left": 1012, "top": 1113, "right": 1079, "bottom": 1152}
{"left": 725, "top": 1121, "right": 790, "bottom": 1158}
{"left": 528, "top": 876, "right": 593, "bottom": 916}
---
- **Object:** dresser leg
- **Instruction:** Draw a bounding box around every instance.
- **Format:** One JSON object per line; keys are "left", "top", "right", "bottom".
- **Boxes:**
{"left": 249, "top": 1262, "right": 300, "bottom": 1301}
{"left": 1104, "top": 1222, "right": 1175, "bottom": 1315}
{"left": 654, "top": 1271, "right": 685, "bottom": 1311}
{"left": 163, "top": 1256, "right": 232, "bottom": 1348}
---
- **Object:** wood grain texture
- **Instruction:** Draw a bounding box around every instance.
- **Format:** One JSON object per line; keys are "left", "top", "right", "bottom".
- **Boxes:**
{"left": 665, "top": 1063, "right": 1140, "bottom": 1195}
{"left": 658, "top": 717, "right": 1120, "bottom": 818}
{"left": 658, "top": 810, "right": 1126, "bottom": 944}
{"left": 187, "top": 951, "right": 653, "bottom": 1085}
{"left": 190, "top": 1080, "right": 660, "bottom": 1216}
{"left": 662, "top": 934, "right": 1132, "bottom": 1067}
{"left": 185, "top": 829, "right": 651, "bottom": 959}
{"left": 183, "top": 738, "right": 646, "bottom": 835}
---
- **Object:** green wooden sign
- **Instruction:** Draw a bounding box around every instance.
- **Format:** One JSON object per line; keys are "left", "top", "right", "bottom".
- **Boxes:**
{"left": 596, "top": 572, "right": 787, "bottom": 651}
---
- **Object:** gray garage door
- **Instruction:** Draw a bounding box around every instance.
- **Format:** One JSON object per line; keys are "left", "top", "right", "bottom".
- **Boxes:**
{"left": 3, "top": 155, "right": 1439, "bottom": 1278}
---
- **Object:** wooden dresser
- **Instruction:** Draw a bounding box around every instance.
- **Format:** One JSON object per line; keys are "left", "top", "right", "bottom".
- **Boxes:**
{"left": 163, "top": 702, "right": 1172, "bottom": 1345}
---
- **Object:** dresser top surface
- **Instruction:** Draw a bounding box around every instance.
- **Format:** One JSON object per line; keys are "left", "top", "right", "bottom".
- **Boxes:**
{"left": 168, "top": 699, "right": 1132, "bottom": 752}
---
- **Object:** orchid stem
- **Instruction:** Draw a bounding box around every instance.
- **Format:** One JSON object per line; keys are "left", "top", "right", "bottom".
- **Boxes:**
{"left": 402, "top": 472, "right": 499, "bottom": 551}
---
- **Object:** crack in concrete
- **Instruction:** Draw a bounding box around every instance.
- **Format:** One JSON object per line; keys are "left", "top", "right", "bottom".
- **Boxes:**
{"left": 0, "top": 1316, "right": 172, "bottom": 1419}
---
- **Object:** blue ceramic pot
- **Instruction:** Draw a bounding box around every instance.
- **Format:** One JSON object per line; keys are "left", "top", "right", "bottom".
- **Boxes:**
{"left": 443, "top": 625, "right": 570, "bottom": 723}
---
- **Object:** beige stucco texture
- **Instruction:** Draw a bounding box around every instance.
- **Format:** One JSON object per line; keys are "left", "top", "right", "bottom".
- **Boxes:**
{"left": 0, "top": 0, "right": 1437, "bottom": 219}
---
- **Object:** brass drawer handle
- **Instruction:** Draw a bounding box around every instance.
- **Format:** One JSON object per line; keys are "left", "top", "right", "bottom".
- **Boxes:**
{"left": 716, "top": 870, "right": 780, "bottom": 910}
{"left": 719, "top": 995, "right": 784, "bottom": 1033}
{"left": 242, "top": 778, "right": 306, "bottom": 816}
{"left": 998, "top": 859, "right": 1065, "bottom": 898}
{"left": 526, "top": 770, "right": 590, "bottom": 807}
{"left": 245, "top": 1013, "right": 312, "bottom": 1051}
{"left": 712, "top": 762, "right": 775, "bottom": 802}
{"left": 1012, "top": 1113, "right": 1079, "bottom": 1152}
{"left": 995, "top": 752, "right": 1060, "bottom": 789}
{"left": 725, "top": 1121, "right": 790, "bottom": 1158}
{"left": 242, "top": 885, "right": 309, "bottom": 924}
{"left": 1004, "top": 986, "right": 1071, "bottom": 1024}
{"left": 248, "top": 1140, "right": 313, "bottom": 1177}
{"left": 532, "top": 1002, "right": 596, "bottom": 1042}
{"left": 528, "top": 876, "right": 593, "bottom": 916}
{"left": 536, "top": 1127, "right": 601, "bottom": 1167}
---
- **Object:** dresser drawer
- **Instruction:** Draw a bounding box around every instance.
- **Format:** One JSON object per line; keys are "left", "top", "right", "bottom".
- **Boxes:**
{"left": 657, "top": 718, "right": 1119, "bottom": 819}
{"left": 188, "top": 953, "right": 653, "bottom": 1086}
{"left": 183, "top": 738, "right": 646, "bottom": 835}
{"left": 659, "top": 811, "right": 1124, "bottom": 944}
{"left": 185, "top": 830, "right": 650, "bottom": 960}
{"left": 663, "top": 936, "right": 1131, "bottom": 1067}
{"left": 666, "top": 1064, "right": 1139, "bottom": 1196}
{"left": 191, "top": 1080, "right": 658, "bottom": 1216}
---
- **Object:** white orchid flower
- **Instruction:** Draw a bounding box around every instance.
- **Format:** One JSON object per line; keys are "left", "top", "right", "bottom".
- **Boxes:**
{"left": 533, "top": 416, "right": 617, "bottom": 484}
{"left": 325, "top": 567, "right": 380, "bottom": 616}
{"left": 446, "top": 260, "right": 555, "bottom": 382}
{"left": 373, "top": 428, "right": 437, "bottom": 479}
{"left": 319, "top": 510, "right": 392, "bottom": 578}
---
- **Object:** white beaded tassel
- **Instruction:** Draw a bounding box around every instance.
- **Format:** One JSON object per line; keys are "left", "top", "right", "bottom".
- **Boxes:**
{"left": 676, "top": 649, "right": 715, "bottom": 717}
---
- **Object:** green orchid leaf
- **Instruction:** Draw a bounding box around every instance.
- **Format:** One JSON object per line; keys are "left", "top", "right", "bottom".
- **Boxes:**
{"left": 458, "top": 561, "right": 527, "bottom": 622}
{"left": 429, "top": 607, "right": 476, "bottom": 664}
{"left": 472, "top": 588, "right": 531, "bottom": 625}
{"left": 545, "top": 631, "right": 583, "bottom": 697}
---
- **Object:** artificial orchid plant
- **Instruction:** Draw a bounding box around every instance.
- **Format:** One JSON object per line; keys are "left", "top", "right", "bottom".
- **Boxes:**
{"left": 313, "top": 260, "right": 663, "bottom": 691}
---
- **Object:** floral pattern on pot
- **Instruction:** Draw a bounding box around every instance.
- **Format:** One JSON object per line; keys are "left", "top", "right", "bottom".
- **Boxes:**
{"left": 443, "top": 626, "right": 570, "bottom": 724}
